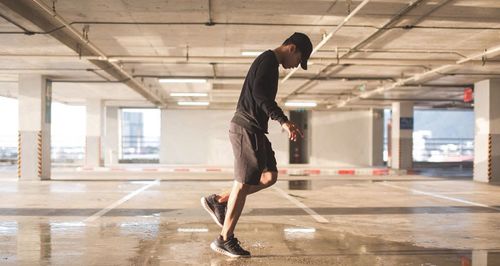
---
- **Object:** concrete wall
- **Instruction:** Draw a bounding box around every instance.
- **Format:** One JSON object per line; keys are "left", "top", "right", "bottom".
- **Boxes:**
{"left": 161, "top": 109, "right": 373, "bottom": 167}
{"left": 161, "top": 110, "right": 234, "bottom": 165}
{"left": 310, "top": 110, "right": 372, "bottom": 167}
{"left": 369, "top": 109, "right": 384, "bottom": 166}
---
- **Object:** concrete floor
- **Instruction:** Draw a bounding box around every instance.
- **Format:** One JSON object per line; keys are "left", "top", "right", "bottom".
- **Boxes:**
{"left": 0, "top": 170, "right": 499, "bottom": 265}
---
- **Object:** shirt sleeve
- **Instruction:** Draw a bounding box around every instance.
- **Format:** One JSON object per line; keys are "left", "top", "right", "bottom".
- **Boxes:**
{"left": 252, "top": 56, "right": 289, "bottom": 125}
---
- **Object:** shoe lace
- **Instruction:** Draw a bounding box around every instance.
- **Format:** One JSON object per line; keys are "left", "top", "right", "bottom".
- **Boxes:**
{"left": 215, "top": 205, "right": 226, "bottom": 217}
{"left": 226, "top": 238, "right": 246, "bottom": 252}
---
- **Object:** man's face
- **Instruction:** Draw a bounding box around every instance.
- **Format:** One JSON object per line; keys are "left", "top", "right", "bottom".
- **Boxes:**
{"left": 282, "top": 46, "right": 302, "bottom": 69}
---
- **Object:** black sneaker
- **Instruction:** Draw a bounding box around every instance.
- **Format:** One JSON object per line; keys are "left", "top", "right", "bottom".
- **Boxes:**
{"left": 200, "top": 194, "right": 226, "bottom": 227}
{"left": 210, "top": 235, "right": 251, "bottom": 258}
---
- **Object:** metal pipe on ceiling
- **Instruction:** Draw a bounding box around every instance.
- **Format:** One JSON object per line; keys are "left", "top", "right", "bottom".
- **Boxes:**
{"left": 338, "top": 42, "right": 500, "bottom": 107}
{"left": 320, "top": 48, "right": 468, "bottom": 59}
{"left": 64, "top": 20, "right": 500, "bottom": 30}
{"left": 282, "top": 0, "right": 427, "bottom": 100}
{"left": 4, "top": 8, "right": 500, "bottom": 36}
{"left": 362, "top": 97, "right": 464, "bottom": 102}
{"left": 133, "top": 74, "right": 395, "bottom": 83}
{"left": 206, "top": 0, "right": 214, "bottom": 26}
{"left": 0, "top": 54, "right": 468, "bottom": 65}
{"left": 110, "top": 57, "right": 500, "bottom": 66}
{"left": 3, "top": 22, "right": 498, "bottom": 36}
{"left": 321, "top": 0, "right": 455, "bottom": 72}
{"left": 319, "top": 0, "right": 456, "bottom": 93}
{"left": 0, "top": 10, "right": 35, "bottom": 34}
{"left": 29, "top": 0, "right": 166, "bottom": 106}
{"left": 0, "top": 68, "right": 100, "bottom": 72}
{"left": 280, "top": 0, "right": 372, "bottom": 84}
{"left": 3, "top": 54, "right": 500, "bottom": 68}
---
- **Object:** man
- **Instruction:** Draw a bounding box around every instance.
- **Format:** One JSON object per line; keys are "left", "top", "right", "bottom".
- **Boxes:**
{"left": 201, "top": 32, "right": 313, "bottom": 258}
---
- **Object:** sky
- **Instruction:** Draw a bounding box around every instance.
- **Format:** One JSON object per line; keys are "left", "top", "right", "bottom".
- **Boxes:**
{"left": 0, "top": 97, "right": 19, "bottom": 147}
{"left": 122, "top": 108, "right": 161, "bottom": 139}
{"left": 383, "top": 108, "right": 474, "bottom": 139}
{"left": 0, "top": 97, "right": 160, "bottom": 148}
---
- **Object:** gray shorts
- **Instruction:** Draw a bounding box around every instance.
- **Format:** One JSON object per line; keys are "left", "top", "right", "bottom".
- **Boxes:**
{"left": 229, "top": 122, "right": 278, "bottom": 185}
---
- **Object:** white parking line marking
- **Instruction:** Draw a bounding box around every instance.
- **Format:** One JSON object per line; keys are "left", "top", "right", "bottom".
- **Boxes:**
{"left": 273, "top": 186, "right": 329, "bottom": 223}
{"left": 84, "top": 179, "right": 160, "bottom": 223}
{"left": 380, "top": 182, "right": 500, "bottom": 212}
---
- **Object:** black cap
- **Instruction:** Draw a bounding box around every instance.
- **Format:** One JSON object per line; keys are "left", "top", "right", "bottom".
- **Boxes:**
{"left": 284, "top": 32, "right": 313, "bottom": 70}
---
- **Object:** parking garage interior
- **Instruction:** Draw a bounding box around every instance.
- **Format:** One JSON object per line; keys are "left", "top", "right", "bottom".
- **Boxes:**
{"left": 0, "top": 0, "right": 500, "bottom": 265}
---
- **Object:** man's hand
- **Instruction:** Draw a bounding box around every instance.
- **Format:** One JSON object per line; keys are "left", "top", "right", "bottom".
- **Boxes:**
{"left": 282, "top": 121, "right": 304, "bottom": 142}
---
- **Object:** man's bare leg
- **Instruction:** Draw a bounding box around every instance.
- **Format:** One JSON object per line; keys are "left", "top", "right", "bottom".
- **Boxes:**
{"left": 220, "top": 180, "right": 251, "bottom": 240}
{"left": 216, "top": 171, "right": 278, "bottom": 204}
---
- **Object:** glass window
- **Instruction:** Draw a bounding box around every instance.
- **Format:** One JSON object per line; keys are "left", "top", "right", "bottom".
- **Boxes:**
{"left": 0, "top": 97, "right": 18, "bottom": 168}
{"left": 384, "top": 109, "right": 474, "bottom": 163}
{"left": 51, "top": 102, "right": 85, "bottom": 164}
{"left": 120, "top": 108, "right": 160, "bottom": 162}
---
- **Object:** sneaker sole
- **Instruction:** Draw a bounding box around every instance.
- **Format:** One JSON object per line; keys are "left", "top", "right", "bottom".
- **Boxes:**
{"left": 200, "top": 197, "right": 223, "bottom": 228}
{"left": 210, "top": 242, "right": 250, "bottom": 258}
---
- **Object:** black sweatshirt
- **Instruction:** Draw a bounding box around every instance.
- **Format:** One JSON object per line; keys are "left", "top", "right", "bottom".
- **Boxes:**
{"left": 231, "top": 50, "right": 289, "bottom": 134}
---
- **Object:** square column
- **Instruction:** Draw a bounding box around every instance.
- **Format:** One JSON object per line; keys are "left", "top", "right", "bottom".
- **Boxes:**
{"left": 391, "top": 102, "right": 414, "bottom": 170}
{"left": 104, "top": 106, "right": 119, "bottom": 166}
{"left": 369, "top": 108, "right": 384, "bottom": 166}
{"left": 474, "top": 79, "right": 500, "bottom": 183}
{"left": 18, "top": 74, "right": 51, "bottom": 180}
{"left": 85, "top": 99, "right": 104, "bottom": 167}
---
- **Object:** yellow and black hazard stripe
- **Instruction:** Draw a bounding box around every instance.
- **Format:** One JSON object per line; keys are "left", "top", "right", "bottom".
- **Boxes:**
{"left": 17, "top": 132, "right": 21, "bottom": 178}
{"left": 37, "top": 131, "right": 42, "bottom": 177}
{"left": 488, "top": 134, "right": 492, "bottom": 181}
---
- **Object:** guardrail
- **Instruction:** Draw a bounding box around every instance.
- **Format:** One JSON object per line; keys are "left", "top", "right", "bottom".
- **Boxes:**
{"left": 384, "top": 137, "right": 473, "bottom": 162}
{"left": 121, "top": 135, "right": 160, "bottom": 159}
{"left": 414, "top": 138, "right": 473, "bottom": 162}
{"left": 1, "top": 137, "right": 474, "bottom": 164}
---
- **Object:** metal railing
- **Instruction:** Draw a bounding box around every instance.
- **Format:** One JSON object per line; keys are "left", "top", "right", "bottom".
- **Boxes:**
{"left": 384, "top": 138, "right": 474, "bottom": 162}
{"left": 414, "top": 138, "right": 473, "bottom": 162}
{"left": 121, "top": 135, "right": 160, "bottom": 159}
{"left": 1, "top": 136, "right": 474, "bottom": 164}
{"left": 51, "top": 145, "right": 85, "bottom": 163}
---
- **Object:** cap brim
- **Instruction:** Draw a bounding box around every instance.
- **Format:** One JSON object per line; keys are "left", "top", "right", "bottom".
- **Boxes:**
{"left": 301, "top": 60, "right": 308, "bottom": 70}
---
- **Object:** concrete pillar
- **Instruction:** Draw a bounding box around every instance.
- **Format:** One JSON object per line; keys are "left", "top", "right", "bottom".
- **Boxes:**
{"left": 85, "top": 99, "right": 104, "bottom": 167}
{"left": 159, "top": 108, "right": 168, "bottom": 165}
{"left": 18, "top": 74, "right": 51, "bottom": 180}
{"left": 104, "top": 106, "right": 119, "bottom": 166}
{"left": 369, "top": 108, "right": 384, "bottom": 166}
{"left": 391, "top": 102, "right": 414, "bottom": 170}
{"left": 474, "top": 79, "right": 500, "bottom": 183}
{"left": 472, "top": 249, "right": 488, "bottom": 266}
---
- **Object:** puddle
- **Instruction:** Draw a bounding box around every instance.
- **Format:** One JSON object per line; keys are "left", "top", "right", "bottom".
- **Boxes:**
{"left": 288, "top": 180, "right": 312, "bottom": 190}
{"left": 4, "top": 220, "right": 499, "bottom": 265}
{"left": 128, "top": 222, "right": 497, "bottom": 265}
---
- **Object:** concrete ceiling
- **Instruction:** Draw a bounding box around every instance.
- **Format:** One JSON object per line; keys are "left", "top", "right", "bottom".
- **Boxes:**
{"left": 1, "top": 0, "right": 500, "bottom": 110}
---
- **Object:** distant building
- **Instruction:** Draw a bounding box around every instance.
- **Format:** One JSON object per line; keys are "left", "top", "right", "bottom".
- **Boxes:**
{"left": 122, "top": 112, "right": 144, "bottom": 155}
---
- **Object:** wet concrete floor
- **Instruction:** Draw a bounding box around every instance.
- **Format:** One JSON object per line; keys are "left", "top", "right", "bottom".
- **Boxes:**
{"left": 0, "top": 171, "right": 499, "bottom": 265}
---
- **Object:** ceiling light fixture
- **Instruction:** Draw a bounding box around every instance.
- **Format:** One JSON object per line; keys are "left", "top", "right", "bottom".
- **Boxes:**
{"left": 177, "top": 101, "right": 210, "bottom": 106}
{"left": 159, "top": 78, "right": 207, "bottom": 84}
{"left": 170, "top": 92, "right": 208, "bottom": 97}
{"left": 284, "top": 101, "right": 317, "bottom": 107}
{"left": 241, "top": 51, "right": 263, "bottom": 56}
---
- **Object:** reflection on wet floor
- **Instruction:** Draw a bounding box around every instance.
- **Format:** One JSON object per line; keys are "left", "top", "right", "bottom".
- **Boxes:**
{"left": 413, "top": 166, "right": 473, "bottom": 178}
{"left": 288, "top": 180, "right": 312, "bottom": 190}
{"left": 1, "top": 171, "right": 500, "bottom": 265}
{"left": 2, "top": 220, "right": 499, "bottom": 265}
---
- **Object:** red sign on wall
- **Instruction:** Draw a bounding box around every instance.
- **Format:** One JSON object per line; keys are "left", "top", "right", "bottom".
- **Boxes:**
{"left": 464, "top": 87, "right": 473, "bottom": 103}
